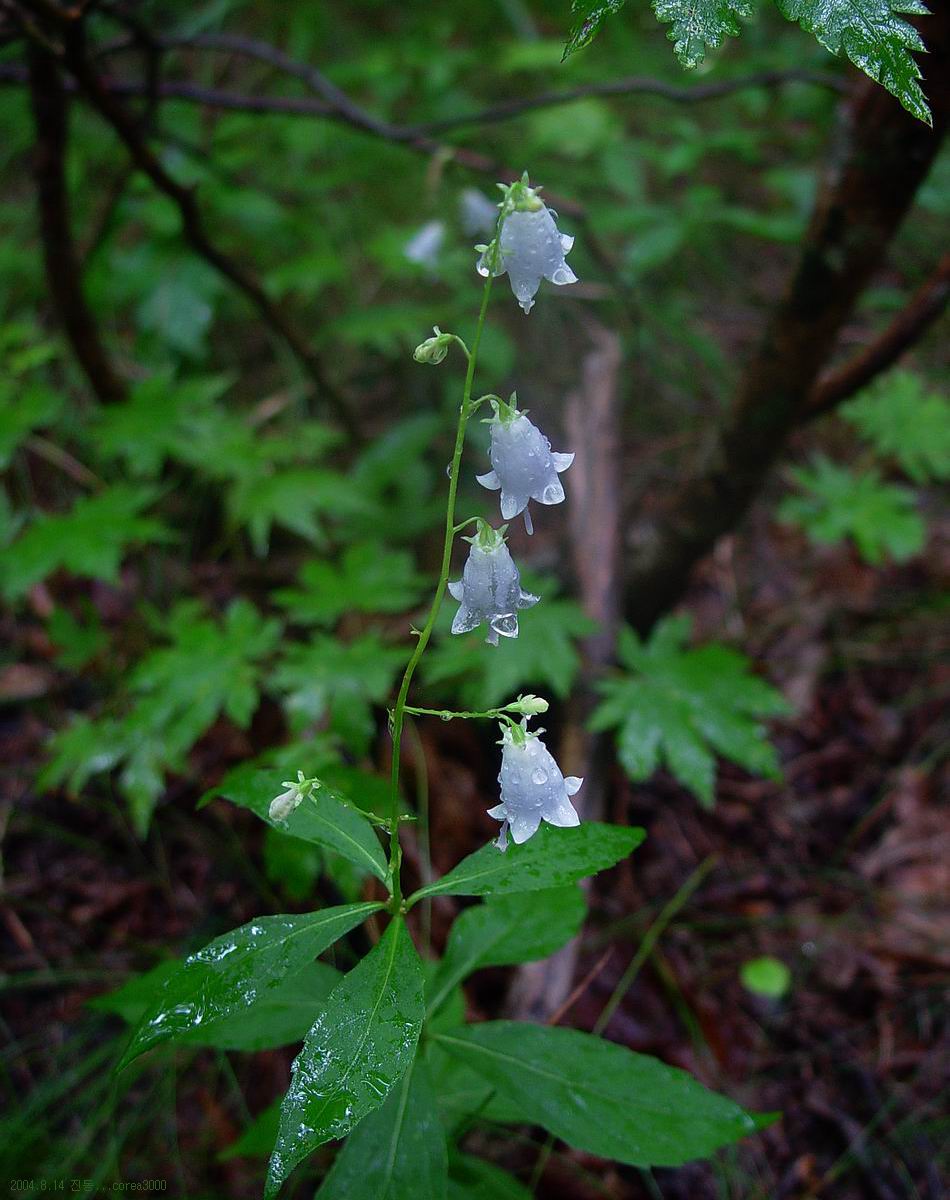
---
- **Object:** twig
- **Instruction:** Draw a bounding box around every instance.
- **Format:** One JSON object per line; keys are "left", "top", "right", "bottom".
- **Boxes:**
{"left": 26, "top": 40, "right": 127, "bottom": 404}
{"left": 806, "top": 254, "right": 950, "bottom": 418}
{"left": 546, "top": 948, "right": 613, "bottom": 1027}
{"left": 593, "top": 856, "right": 718, "bottom": 1036}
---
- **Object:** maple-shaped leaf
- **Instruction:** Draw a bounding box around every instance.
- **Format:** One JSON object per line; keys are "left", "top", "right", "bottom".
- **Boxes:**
{"left": 94, "top": 371, "right": 235, "bottom": 476}
{"left": 273, "top": 633, "right": 406, "bottom": 754}
{"left": 228, "top": 467, "right": 372, "bottom": 557}
{"left": 39, "top": 599, "right": 281, "bottom": 835}
{"left": 652, "top": 0, "right": 754, "bottom": 68}
{"left": 423, "top": 573, "right": 597, "bottom": 709}
{"left": 776, "top": 0, "right": 931, "bottom": 123}
{"left": 0, "top": 485, "right": 172, "bottom": 602}
{"left": 779, "top": 455, "right": 925, "bottom": 564}
{"left": 590, "top": 616, "right": 790, "bottom": 807}
{"left": 274, "top": 542, "right": 426, "bottom": 626}
{"left": 842, "top": 371, "right": 950, "bottom": 483}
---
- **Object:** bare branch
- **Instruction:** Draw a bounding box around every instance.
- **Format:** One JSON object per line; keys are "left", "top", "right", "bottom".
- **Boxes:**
{"left": 805, "top": 254, "right": 950, "bottom": 418}
{"left": 26, "top": 40, "right": 127, "bottom": 405}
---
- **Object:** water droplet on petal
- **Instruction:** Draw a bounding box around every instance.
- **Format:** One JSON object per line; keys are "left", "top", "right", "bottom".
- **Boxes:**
{"left": 531, "top": 768, "right": 548, "bottom": 785}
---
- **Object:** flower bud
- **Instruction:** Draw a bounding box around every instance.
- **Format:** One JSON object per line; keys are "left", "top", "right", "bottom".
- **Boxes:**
{"left": 476, "top": 397, "right": 574, "bottom": 534}
{"left": 488, "top": 723, "right": 582, "bottom": 850}
{"left": 448, "top": 520, "right": 539, "bottom": 646}
{"left": 507, "top": 694, "right": 550, "bottom": 717}
{"left": 413, "top": 326, "right": 453, "bottom": 365}
{"left": 268, "top": 771, "right": 318, "bottom": 822}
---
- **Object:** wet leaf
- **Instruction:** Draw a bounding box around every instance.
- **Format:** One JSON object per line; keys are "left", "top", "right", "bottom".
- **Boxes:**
{"left": 266, "top": 918, "right": 425, "bottom": 1198}
{"left": 315, "top": 1059, "right": 447, "bottom": 1199}
{"left": 409, "top": 823, "right": 643, "bottom": 902}
{"left": 118, "top": 903, "right": 380, "bottom": 1070}
{"left": 210, "top": 768, "right": 389, "bottom": 883}
{"left": 563, "top": 1, "right": 627, "bottom": 58}
{"left": 428, "top": 887, "right": 587, "bottom": 1013}
{"left": 435, "top": 1022, "right": 771, "bottom": 1166}
{"left": 652, "top": 0, "right": 753, "bottom": 69}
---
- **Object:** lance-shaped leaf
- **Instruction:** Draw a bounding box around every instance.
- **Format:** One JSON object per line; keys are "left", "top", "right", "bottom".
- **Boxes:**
{"left": 118, "top": 904, "right": 380, "bottom": 1070}
{"left": 208, "top": 769, "right": 389, "bottom": 883}
{"left": 266, "top": 918, "right": 425, "bottom": 1199}
{"left": 563, "top": 1, "right": 627, "bottom": 58}
{"left": 315, "top": 1059, "right": 447, "bottom": 1200}
{"left": 95, "top": 959, "right": 341, "bottom": 1051}
{"left": 428, "top": 888, "right": 586, "bottom": 1014}
{"left": 408, "top": 823, "right": 643, "bottom": 903}
{"left": 434, "top": 1023, "right": 773, "bottom": 1166}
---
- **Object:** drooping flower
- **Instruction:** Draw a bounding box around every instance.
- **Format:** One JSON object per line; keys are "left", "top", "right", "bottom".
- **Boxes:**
{"left": 488, "top": 721, "right": 582, "bottom": 850}
{"left": 404, "top": 220, "right": 445, "bottom": 269}
{"left": 268, "top": 770, "right": 319, "bottom": 822}
{"left": 476, "top": 178, "right": 577, "bottom": 313}
{"left": 459, "top": 188, "right": 499, "bottom": 237}
{"left": 448, "top": 519, "right": 538, "bottom": 646}
{"left": 476, "top": 395, "right": 574, "bottom": 534}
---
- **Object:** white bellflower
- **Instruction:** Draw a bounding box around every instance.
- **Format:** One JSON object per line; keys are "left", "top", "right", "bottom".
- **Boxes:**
{"left": 448, "top": 520, "right": 538, "bottom": 645}
{"left": 477, "top": 396, "right": 574, "bottom": 534}
{"left": 488, "top": 722, "right": 582, "bottom": 850}
{"left": 477, "top": 185, "right": 577, "bottom": 313}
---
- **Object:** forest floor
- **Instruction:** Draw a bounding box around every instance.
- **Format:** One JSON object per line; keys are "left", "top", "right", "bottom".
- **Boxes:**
{"left": 2, "top": 482, "right": 947, "bottom": 1200}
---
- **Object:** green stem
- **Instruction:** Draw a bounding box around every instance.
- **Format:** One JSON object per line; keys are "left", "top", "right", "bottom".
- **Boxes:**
{"left": 387, "top": 263, "right": 498, "bottom": 911}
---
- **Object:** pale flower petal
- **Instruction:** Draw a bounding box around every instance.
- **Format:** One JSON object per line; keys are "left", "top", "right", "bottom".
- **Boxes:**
{"left": 478, "top": 407, "right": 574, "bottom": 534}
{"left": 448, "top": 534, "right": 538, "bottom": 646}
{"left": 487, "top": 725, "right": 583, "bottom": 850}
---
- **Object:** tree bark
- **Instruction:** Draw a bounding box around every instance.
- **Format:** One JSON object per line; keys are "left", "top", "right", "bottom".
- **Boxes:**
{"left": 624, "top": 5, "right": 950, "bottom": 631}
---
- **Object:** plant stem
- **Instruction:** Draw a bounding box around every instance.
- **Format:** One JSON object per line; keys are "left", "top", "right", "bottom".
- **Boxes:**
{"left": 386, "top": 262, "right": 498, "bottom": 911}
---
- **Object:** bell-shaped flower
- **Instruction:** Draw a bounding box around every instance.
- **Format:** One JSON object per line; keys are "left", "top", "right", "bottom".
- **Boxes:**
{"left": 404, "top": 220, "right": 445, "bottom": 269}
{"left": 476, "top": 395, "right": 574, "bottom": 534}
{"left": 447, "top": 519, "right": 538, "bottom": 646}
{"left": 476, "top": 180, "right": 577, "bottom": 313}
{"left": 459, "top": 188, "right": 499, "bottom": 237}
{"left": 488, "top": 721, "right": 582, "bottom": 850}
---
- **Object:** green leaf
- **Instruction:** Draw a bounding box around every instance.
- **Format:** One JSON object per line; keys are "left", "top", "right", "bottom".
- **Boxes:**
{"left": 221, "top": 1101, "right": 281, "bottom": 1160}
{"left": 434, "top": 1022, "right": 766, "bottom": 1166}
{"left": 274, "top": 633, "right": 406, "bottom": 755}
{"left": 428, "top": 1045, "right": 525, "bottom": 1132}
{"left": 315, "top": 1059, "right": 447, "bottom": 1200}
{"left": 428, "top": 888, "right": 587, "bottom": 1013}
{"left": 229, "top": 467, "right": 371, "bottom": 557}
{"left": 92, "top": 958, "right": 341, "bottom": 1050}
{"left": 842, "top": 371, "right": 950, "bottom": 483}
{"left": 263, "top": 826, "right": 324, "bottom": 902}
{"left": 591, "top": 616, "right": 790, "bottom": 808}
{"left": 423, "top": 575, "right": 597, "bottom": 709}
{"left": 0, "top": 485, "right": 171, "bottom": 601}
{"left": 266, "top": 918, "right": 425, "bottom": 1199}
{"left": 275, "top": 542, "right": 426, "bottom": 627}
{"left": 563, "top": 1, "right": 627, "bottom": 58}
{"left": 448, "top": 1155, "right": 532, "bottom": 1200}
{"left": 408, "top": 823, "right": 644, "bottom": 903}
{"left": 46, "top": 605, "right": 108, "bottom": 670}
{"left": 118, "top": 903, "right": 381, "bottom": 1070}
{"left": 95, "top": 371, "right": 235, "bottom": 476}
{"left": 775, "top": 0, "right": 931, "bottom": 124}
{"left": 0, "top": 380, "right": 62, "bottom": 469}
{"left": 778, "top": 456, "right": 925, "bottom": 564}
{"left": 653, "top": 0, "right": 754, "bottom": 68}
{"left": 211, "top": 768, "right": 389, "bottom": 884}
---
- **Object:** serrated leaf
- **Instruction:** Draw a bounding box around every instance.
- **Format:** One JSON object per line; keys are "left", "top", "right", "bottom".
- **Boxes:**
{"left": 423, "top": 574, "right": 597, "bottom": 709}
{"left": 428, "top": 887, "right": 587, "bottom": 1014}
{"left": 118, "top": 903, "right": 380, "bottom": 1070}
{"left": 776, "top": 0, "right": 931, "bottom": 123}
{"left": 275, "top": 542, "right": 426, "bottom": 627}
{"left": 779, "top": 455, "right": 925, "bottom": 564}
{"left": 0, "top": 380, "right": 62, "bottom": 469}
{"left": 842, "top": 371, "right": 950, "bottom": 483}
{"left": 210, "top": 768, "right": 389, "bottom": 883}
{"left": 592, "top": 617, "right": 790, "bottom": 807}
{"left": 266, "top": 918, "right": 425, "bottom": 1198}
{"left": 652, "top": 0, "right": 754, "bottom": 69}
{"left": 274, "top": 633, "right": 406, "bottom": 755}
{"left": 229, "top": 467, "right": 371, "bottom": 557}
{"left": 315, "top": 1059, "right": 447, "bottom": 1200}
{"left": 563, "top": 1, "right": 627, "bottom": 58}
{"left": 408, "top": 823, "right": 644, "bottom": 903}
{"left": 0, "top": 485, "right": 171, "bottom": 601}
{"left": 435, "top": 1022, "right": 768, "bottom": 1166}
